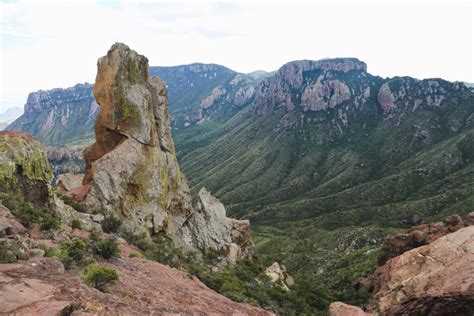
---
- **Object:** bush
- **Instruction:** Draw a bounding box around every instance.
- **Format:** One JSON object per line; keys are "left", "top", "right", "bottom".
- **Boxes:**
{"left": 1, "top": 196, "right": 60, "bottom": 231}
{"left": 89, "top": 228, "right": 101, "bottom": 242}
{"left": 60, "top": 238, "right": 87, "bottom": 268}
{"left": 71, "top": 219, "right": 82, "bottom": 230}
{"left": 40, "top": 213, "right": 61, "bottom": 230}
{"left": 0, "top": 240, "right": 28, "bottom": 263}
{"left": 129, "top": 252, "right": 143, "bottom": 258}
{"left": 82, "top": 263, "right": 118, "bottom": 292}
{"left": 15, "top": 202, "right": 41, "bottom": 228}
{"left": 37, "top": 244, "right": 61, "bottom": 257}
{"left": 101, "top": 215, "right": 122, "bottom": 234}
{"left": 0, "top": 192, "right": 18, "bottom": 211}
{"left": 95, "top": 238, "right": 119, "bottom": 259}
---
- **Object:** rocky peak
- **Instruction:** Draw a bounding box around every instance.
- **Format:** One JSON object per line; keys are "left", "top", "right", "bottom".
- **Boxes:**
{"left": 277, "top": 58, "right": 367, "bottom": 88}
{"left": 253, "top": 58, "right": 370, "bottom": 115}
{"left": 76, "top": 43, "right": 251, "bottom": 261}
{"left": 377, "top": 77, "right": 469, "bottom": 114}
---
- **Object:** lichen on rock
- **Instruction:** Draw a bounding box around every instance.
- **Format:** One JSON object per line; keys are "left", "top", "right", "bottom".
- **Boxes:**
{"left": 74, "top": 43, "right": 252, "bottom": 262}
{"left": 0, "top": 131, "right": 54, "bottom": 212}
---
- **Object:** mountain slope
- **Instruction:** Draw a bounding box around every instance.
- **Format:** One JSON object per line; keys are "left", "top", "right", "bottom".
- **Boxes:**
{"left": 5, "top": 57, "right": 474, "bottom": 312}
{"left": 176, "top": 60, "right": 474, "bottom": 228}
{"left": 6, "top": 84, "right": 97, "bottom": 146}
{"left": 172, "top": 58, "right": 474, "bottom": 308}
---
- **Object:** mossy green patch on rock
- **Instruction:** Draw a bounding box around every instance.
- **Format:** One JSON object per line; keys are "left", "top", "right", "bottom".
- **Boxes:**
{"left": 0, "top": 131, "right": 54, "bottom": 212}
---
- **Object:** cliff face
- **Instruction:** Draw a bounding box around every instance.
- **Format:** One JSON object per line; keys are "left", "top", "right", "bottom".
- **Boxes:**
{"left": 77, "top": 43, "right": 251, "bottom": 262}
{"left": 0, "top": 131, "right": 54, "bottom": 212}
{"left": 6, "top": 84, "right": 97, "bottom": 146}
{"left": 330, "top": 213, "right": 474, "bottom": 316}
{"left": 81, "top": 43, "right": 192, "bottom": 236}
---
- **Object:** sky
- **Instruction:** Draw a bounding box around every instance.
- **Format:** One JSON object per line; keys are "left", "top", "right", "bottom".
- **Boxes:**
{"left": 0, "top": 0, "right": 473, "bottom": 113}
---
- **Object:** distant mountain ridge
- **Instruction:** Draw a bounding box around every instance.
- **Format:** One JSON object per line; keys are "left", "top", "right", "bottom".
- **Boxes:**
{"left": 7, "top": 63, "right": 255, "bottom": 144}
{"left": 0, "top": 106, "right": 23, "bottom": 130}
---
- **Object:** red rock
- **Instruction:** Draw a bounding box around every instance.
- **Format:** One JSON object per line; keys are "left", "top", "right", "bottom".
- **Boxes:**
{"left": 329, "top": 302, "right": 372, "bottom": 316}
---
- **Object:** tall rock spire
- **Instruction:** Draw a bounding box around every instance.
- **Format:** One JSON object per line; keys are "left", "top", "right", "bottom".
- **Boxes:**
{"left": 80, "top": 43, "right": 251, "bottom": 262}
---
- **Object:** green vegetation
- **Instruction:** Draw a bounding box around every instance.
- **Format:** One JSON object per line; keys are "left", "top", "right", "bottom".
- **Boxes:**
{"left": 101, "top": 215, "right": 122, "bottom": 234}
{"left": 60, "top": 195, "right": 87, "bottom": 213}
{"left": 82, "top": 263, "right": 119, "bottom": 292}
{"left": 59, "top": 237, "right": 88, "bottom": 268}
{"left": 0, "top": 193, "right": 60, "bottom": 231}
{"left": 123, "top": 233, "right": 191, "bottom": 269}
{"left": 128, "top": 252, "right": 143, "bottom": 258}
{"left": 0, "top": 240, "right": 28, "bottom": 263}
{"left": 122, "top": 233, "right": 324, "bottom": 315}
{"left": 71, "top": 218, "right": 82, "bottom": 230}
{"left": 172, "top": 74, "right": 474, "bottom": 313}
{"left": 94, "top": 237, "right": 119, "bottom": 259}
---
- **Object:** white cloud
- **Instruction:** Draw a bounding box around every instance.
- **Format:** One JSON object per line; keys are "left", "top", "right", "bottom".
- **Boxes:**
{"left": 0, "top": 0, "right": 472, "bottom": 112}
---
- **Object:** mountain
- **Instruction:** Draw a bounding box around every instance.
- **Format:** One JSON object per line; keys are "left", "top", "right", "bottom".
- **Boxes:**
{"left": 6, "top": 84, "right": 97, "bottom": 146}
{"left": 6, "top": 63, "right": 252, "bottom": 145}
{"left": 0, "top": 44, "right": 275, "bottom": 315}
{"left": 0, "top": 130, "right": 268, "bottom": 315}
{"left": 0, "top": 106, "right": 23, "bottom": 130}
{"left": 179, "top": 59, "right": 474, "bottom": 226}
{"left": 172, "top": 58, "right": 474, "bottom": 307}
{"left": 6, "top": 56, "right": 474, "bottom": 312}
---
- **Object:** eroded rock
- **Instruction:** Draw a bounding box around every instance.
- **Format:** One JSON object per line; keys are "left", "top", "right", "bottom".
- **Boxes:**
{"left": 72, "top": 43, "right": 252, "bottom": 262}
{"left": 264, "top": 262, "right": 294, "bottom": 291}
{"left": 0, "top": 131, "right": 54, "bottom": 213}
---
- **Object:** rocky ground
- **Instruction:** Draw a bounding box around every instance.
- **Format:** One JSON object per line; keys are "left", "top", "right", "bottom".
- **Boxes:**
{"left": 0, "top": 204, "right": 271, "bottom": 315}
{"left": 330, "top": 213, "right": 474, "bottom": 316}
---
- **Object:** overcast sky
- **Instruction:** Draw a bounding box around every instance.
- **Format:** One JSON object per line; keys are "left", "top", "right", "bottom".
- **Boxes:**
{"left": 0, "top": 0, "right": 473, "bottom": 113}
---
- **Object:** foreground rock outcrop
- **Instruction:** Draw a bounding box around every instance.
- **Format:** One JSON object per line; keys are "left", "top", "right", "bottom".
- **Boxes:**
{"left": 70, "top": 43, "right": 251, "bottom": 262}
{"left": 378, "top": 214, "right": 470, "bottom": 265}
{"left": 0, "top": 204, "right": 271, "bottom": 315}
{"left": 330, "top": 213, "right": 474, "bottom": 316}
{"left": 0, "top": 131, "right": 54, "bottom": 212}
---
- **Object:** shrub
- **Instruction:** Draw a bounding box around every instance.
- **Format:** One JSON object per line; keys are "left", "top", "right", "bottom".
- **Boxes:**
{"left": 128, "top": 252, "right": 143, "bottom": 258}
{"left": 95, "top": 238, "right": 119, "bottom": 259}
{"left": 59, "top": 195, "right": 87, "bottom": 213}
{"left": 0, "top": 240, "right": 28, "bottom": 263}
{"left": 2, "top": 197, "right": 60, "bottom": 231}
{"left": 15, "top": 202, "right": 41, "bottom": 228}
{"left": 39, "top": 244, "right": 61, "bottom": 257}
{"left": 71, "top": 219, "right": 82, "bottom": 230}
{"left": 89, "top": 228, "right": 101, "bottom": 242}
{"left": 101, "top": 215, "right": 122, "bottom": 234}
{"left": 0, "top": 192, "right": 18, "bottom": 211}
{"left": 40, "top": 213, "right": 61, "bottom": 230}
{"left": 60, "top": 238, "right": 87, "bottom": 268}
{"left": 82, "top": 263, "right": 118, "bottom": 292}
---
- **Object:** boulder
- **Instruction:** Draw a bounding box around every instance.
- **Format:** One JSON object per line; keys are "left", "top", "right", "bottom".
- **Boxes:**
{"left": 339, "top": 218, "right": 474, "bottom": 315}
{"left": 186, "top": 188, "right": 253, "bottom": 263}
{"left": 56, "top": 173, "right": 83, "bottom": 195}
{"left": 0, "top": 131, "right": 54, "bottom": 213}
{"left": 329, "top": 302, "right": 372, "bottom": 316}
{"left": 378, "top": 213, "right": 472, "bottom": 265}
{"left": 264, "top": 262, "right": 293, "bottom": 291}
{"left": 368, "top": 226, "right": 474, "bottom": 315}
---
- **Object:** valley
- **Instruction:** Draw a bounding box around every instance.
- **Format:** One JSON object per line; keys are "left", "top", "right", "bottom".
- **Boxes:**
{"left": 5, "top": 53, "right": 474, "bottom": 314}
